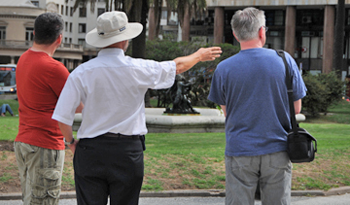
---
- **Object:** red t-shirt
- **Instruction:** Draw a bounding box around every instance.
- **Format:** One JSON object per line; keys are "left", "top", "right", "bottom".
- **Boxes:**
{"left": 15, "top": 49, "right": 69, "bottom": 150}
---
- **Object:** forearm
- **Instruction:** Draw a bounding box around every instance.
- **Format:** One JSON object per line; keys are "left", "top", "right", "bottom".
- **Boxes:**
{"left": 58, "top": 122, "right": 78, "bottom": 153}
{"left": 294, "top": 99, "right": 302, "bottom": 114}
{"left": 174, "top": 52, "right": 201, "bottom": 75}
{"left": 174, "top": 47, "right": 222, "bottom": 75}
{"left": 58, "top": 122, "right": 74, "bottom": 142}
{"left": 220, "top": 105, "right": 227, "bottom": 117}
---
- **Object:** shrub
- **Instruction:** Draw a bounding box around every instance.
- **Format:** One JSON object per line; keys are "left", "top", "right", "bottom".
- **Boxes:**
{"left": 302, "top": 72, "right": 345, "bottom": 117}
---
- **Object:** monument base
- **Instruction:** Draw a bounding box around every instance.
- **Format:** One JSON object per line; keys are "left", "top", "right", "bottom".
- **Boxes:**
{"left": 73, "top": 108, "right": 306, "bottom": 134}
{"left": 146, "top": 108, "right": 225, "bottom": 133}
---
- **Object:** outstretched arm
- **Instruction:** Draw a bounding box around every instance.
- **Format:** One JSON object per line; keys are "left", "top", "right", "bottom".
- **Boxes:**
{"left": 174, "top": 47, "right": 222, "bottom": 75}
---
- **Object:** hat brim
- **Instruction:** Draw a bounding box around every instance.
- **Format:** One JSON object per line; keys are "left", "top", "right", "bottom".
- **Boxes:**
{"left": 85, "top": 22, "right": 143, "bottom": 48}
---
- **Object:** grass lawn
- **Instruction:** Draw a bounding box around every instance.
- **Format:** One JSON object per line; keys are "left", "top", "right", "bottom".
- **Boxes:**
{"left": 0, "top": 98, "right": 350, "bottom": 192}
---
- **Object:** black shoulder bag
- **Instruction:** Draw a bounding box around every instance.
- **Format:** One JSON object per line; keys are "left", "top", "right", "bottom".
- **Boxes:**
{"left": 276, "top": 50, "right": 317, "bottom": 163}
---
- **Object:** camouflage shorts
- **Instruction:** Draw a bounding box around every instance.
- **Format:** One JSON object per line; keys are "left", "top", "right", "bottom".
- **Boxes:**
{"left": 14, "top": 142, "right": 65, "bottom": 205}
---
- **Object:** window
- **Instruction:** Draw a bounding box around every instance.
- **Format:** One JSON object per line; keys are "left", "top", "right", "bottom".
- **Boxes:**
{"left": 70, "top": 23, "right": 73, "bottom": 32}
{"left": 347, "top": 9, "right": 350, "bottom": 25}
{"left": 79, "top": 7, "right": 87, "bottom": 17}
{"left": 64, "top": 37, "right": 68, "bottom": 43}
{"left": 70, "top": 7, "right": 74, "bottom": 16}
{"left": 297, "top": 9, "right": 324, "bottom": 26}
{"left": 31, "top": 1, "right": 39, "bottom": 7}
{"left": 25, "top": 28, "right": 34, "bottom": 41}
{"left": 78, "top": 38, "right": 85, "bottom": 45}
{"left": 161, "top": 10, "right": 167, "bottom": 19}
{"left": 0, "top": 27, "right": 6, "bottom": 40}
{"left": 78, "top": 24, "right": 86, "bottom": 33}
{"left": 265, "top": 10, "right": 285, "bottom": 26}
{"left": 274, "top": 10, "right": 284, "bottom": 26}
{"left": 97, "top": 8, "right": 105, "bottom": 17}
{"left": 65, "top": 22, "right": 68, "bottom": 31}
{"left": 65, "top": 6, "right": 68, "bottom": 16}
{"left": 61, "top": 5, "right": 64, "bottom": 15}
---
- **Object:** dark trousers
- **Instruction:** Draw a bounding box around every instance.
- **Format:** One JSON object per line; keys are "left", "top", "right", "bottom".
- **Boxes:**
{"left": 73, "top": 134, "right": 145, "bottom": 205}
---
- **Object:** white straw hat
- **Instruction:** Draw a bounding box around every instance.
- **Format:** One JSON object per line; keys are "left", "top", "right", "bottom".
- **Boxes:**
{"left": 85, "top": 11, "right": 143, "bottom": 48}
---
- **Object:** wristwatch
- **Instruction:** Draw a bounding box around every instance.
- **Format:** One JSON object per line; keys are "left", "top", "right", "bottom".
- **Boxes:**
{"left": 64, "top": 138, "right": 75, "bottom": 145}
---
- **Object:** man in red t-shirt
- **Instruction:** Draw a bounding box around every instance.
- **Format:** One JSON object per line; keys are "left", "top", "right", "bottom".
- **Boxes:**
{"left": 14, "top": 13, "right": 82, "bottom": 205}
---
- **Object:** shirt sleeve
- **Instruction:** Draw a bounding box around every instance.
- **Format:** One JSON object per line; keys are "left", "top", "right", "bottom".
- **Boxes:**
{"left": 48, "top": 62, "right": 70, "bottom": 98}
{"left": 52, "top": 74, "right": 82, "bottom": 125}
{"left": 133, "top": 59, "right": 176, "bottom": 90}
{"left": 208, "top": 66, "right": 226, "bottom": 106}
{"left": 285, "top": 52, "right": 307, "bottom": 101}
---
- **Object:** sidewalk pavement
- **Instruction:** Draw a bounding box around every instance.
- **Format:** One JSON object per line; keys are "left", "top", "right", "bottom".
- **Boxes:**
{"left": 1, "top": 187, "right": 350, "bottom": 201}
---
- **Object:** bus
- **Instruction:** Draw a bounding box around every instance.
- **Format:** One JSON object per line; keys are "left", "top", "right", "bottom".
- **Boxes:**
{"left": 0, "top": 64, "right": 16, "bottom": 94}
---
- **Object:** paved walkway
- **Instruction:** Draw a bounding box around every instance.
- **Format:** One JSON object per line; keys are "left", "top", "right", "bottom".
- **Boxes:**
{"left": 1, "top": 188, "right": 350, "bottom": 205}
{"left": 1, "top": 194, "right": 350, "bottom": 205}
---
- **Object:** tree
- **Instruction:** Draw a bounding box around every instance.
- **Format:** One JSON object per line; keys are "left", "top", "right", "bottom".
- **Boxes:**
{"left": 148, "top": 0, "right": 163, "bottom": 40}
{"left": 166, "top": 0, "right": 207, "bottom": 41}
{"left": 333, "top": 0, "right": 345, "bottom": 79}
{"left": 127, "top": 0, "right": 152, "bottom": 107}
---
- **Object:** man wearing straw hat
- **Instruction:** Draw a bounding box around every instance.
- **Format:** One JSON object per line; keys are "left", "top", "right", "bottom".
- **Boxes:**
{"left": 52, "top": 11, "right": 221, "bottom": 205}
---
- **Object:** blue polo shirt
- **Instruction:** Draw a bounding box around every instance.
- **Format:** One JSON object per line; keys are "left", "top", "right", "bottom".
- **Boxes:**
{"left": 208, "top": 48, "right": 306, "bottom": 157}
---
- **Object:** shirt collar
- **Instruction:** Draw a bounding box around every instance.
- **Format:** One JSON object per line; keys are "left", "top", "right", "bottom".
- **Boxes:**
{"left": 97, "top": 48, "right": 125, "bottom": 57}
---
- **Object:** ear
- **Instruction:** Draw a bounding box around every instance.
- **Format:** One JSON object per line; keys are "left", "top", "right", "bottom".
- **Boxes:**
{"left": 56, "top": 34, "right": 63, "bottom": 45}
{"left": 258, "top": 27, "right": 264, "bottom": 39}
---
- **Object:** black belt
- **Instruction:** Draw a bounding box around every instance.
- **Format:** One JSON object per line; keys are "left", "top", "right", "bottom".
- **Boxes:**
{"left": 104, "top": 132, "right": 141, "bottom": 139}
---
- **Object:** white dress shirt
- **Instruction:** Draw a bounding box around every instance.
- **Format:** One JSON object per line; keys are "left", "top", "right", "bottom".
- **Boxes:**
{"left": 52, "top": 48, "right": 176, "bottom": 138}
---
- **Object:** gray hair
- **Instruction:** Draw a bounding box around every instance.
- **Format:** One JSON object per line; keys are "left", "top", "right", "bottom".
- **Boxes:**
{"left": 230, "top": 7, "right": 266, "bottom": 41}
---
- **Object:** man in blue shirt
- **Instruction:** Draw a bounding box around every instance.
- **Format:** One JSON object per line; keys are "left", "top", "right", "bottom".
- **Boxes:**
{"left": 208, "top": 7, "right": 307, "bottom": 205}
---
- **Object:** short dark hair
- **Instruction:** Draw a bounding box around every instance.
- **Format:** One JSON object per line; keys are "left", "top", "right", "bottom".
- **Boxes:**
{"left": 34, "top": 12, "right": 64, "bottom": 45}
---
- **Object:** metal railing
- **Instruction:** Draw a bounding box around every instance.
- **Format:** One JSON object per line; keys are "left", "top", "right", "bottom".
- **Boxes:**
{"left": 0, "top": 40, "right": 83, "bottom": 52}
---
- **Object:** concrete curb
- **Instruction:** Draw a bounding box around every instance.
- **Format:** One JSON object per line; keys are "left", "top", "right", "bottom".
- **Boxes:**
{"left": 1, "top": 187, "right": 350, "bottom": 200}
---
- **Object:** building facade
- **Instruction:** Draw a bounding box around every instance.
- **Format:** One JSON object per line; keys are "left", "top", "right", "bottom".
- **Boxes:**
{"left": 206, "top": 0, "right": 350, "bottom": 79}
{"left": 0, "top": 0, "right": 103, "bottom": 70}
{"left": 1, "top": 0, "right": 350, "bottom": 78}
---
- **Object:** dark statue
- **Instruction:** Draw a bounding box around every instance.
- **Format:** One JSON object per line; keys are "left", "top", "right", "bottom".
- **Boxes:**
{"left": 164, "top": 75, "right": 200, "bottom": 114}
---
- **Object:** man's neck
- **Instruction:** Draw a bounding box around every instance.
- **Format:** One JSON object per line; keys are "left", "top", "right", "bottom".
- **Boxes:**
{"left": 239, "top": 39, "right": 264, "bottom": 50}
{"left": 30, "top": 42, "right": 57, "bottom": 57}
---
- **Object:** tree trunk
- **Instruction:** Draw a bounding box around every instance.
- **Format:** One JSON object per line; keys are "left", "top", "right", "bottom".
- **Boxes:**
{"left": 148, "top": 7, "right": 156, "bottom": 40}
{"left": 129, "top": 0, "right": 144, "bottom": 58}
{"left": 155, "top": 0, "right": 162, "bottom": 38}
{"left": 148, "top": 0, "right": 162, "bottom": 40}
{"left": 181, "top": 2, "right": 190, "bottom": 41}
{"left": 129, "top": 0, "right": 152, "bottom": 107}
{"left": 333, "top": 0, "right": 345, "bottom": 79}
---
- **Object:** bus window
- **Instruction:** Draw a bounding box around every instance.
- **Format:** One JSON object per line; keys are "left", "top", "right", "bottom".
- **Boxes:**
{"left": 0, "top": 64, "right": 16, "bottom": 94}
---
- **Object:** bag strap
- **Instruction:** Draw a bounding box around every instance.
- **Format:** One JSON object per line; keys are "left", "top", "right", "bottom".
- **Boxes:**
{"left": 276, "top": 50, "right": 299, "bottom": 135}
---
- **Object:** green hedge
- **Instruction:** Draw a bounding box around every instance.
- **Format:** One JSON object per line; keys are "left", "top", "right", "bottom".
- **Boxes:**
{"left": 302, "top": 72, "right": 345, "bottom": 117}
